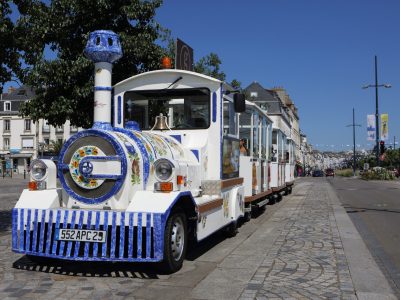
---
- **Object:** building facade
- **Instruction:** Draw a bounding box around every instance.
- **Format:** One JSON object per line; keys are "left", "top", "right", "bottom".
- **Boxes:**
{"left": 0, "top": 86, "right": 79, "bottom": 174}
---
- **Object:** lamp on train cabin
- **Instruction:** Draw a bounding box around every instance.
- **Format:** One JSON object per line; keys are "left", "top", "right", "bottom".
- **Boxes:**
{"left": 161, "top": 56, "right": 172, "bottom": 69}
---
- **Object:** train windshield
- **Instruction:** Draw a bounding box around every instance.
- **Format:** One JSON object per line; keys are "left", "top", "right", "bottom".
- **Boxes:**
{"left": 124, "top": 88, "right": 210, "bottom": 130}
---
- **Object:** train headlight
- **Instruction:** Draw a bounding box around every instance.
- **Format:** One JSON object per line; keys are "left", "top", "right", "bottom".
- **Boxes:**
{"left": 28, "top": 159, "right": 57, "bottom": 190}
{"left": 154, "top": 158, "right": 174, "bottom": 182}
{"left": 30, "top": 159, "right": 47, "bottom": 181}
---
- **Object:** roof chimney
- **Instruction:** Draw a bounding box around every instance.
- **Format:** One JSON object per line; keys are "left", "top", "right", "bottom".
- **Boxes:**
{"left": 84, "top": 30, "right": 122, "bottom": 130}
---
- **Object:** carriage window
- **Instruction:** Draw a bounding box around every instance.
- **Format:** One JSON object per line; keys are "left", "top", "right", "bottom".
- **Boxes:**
{"left": 124, "top": 88, "right": 210, "bottom": 130}
{"left": 239, "top": 109, "right": 252, "bottom": 156}
{"left": 253, "top": 113, "right": 259, "bottom": 157}
{"left": 223, "top": 99, "right": 237, "bottom": 136}
{"left": 261, "top": 118, "right": 267, "bottom": 159}
{"left": 271, "top": 131, "right": 278, "bottom": 162}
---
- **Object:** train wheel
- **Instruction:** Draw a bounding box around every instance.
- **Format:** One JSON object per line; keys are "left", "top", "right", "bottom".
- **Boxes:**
{"left": 244, "top": 211, "right": 252, "bottom": 222}
{"left": 161, "top": 209, "right": 187, "bottom": 273}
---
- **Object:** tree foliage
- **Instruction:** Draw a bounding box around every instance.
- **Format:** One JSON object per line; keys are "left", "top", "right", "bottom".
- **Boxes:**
{"left": 14, "top": 0, "right": 169, "bottom": 128}
{"left": 0, "top": 2, "right": 21, "bottom": 91}
{"left": 194, "top": 52, "right": 226, "bottom": 81}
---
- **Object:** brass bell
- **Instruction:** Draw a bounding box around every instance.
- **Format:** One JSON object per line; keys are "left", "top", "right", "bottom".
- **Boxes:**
{"left": 151, "top": 113, "right": 170, "bottom": 131}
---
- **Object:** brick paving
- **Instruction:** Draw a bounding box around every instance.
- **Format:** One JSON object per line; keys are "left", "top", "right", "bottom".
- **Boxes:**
{"left": 240, "top": 183, "right": 357, "bottom": 299}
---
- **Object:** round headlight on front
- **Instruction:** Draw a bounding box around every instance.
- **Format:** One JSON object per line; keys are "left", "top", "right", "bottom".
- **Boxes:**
{"left": 30, "top": 159, "right": 47, "bottom": 181}
{"left": 154, "top": 159, "right": 174, "bottom": 181}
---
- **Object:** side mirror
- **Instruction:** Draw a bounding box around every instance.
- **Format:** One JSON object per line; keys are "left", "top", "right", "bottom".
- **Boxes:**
{"left": 233, "top": 93, "right": 246, "bottom": 113}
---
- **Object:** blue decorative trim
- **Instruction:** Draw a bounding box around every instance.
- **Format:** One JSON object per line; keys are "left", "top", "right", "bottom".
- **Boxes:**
{"left": 146, "top": 213, "right": 151, "bottom": 258}
{"left": 94, "top": 86, "right": 112, "bottom": 91}
{"left": 128, "top": 213, "right": 134, "bottom": 258}
{"left": 11, "top": 197, "right": 200, "bottom": 262}
{"left": 58, "top": 129, "right": 127, "bottom": 205}
{"left": 53, "top": 210, "right": 61, "bottom": 254}
{"left": 119, "top": 212, "right": 125, "bottom": 258}
{"left": 12, "top": 209, "right": 18, "bottom": 250}
{"left": 170, "top": 135, "right": 182, "bottom": 143}
{"left": 84, "top": 30, "right": 123, "bottom": 63}
{"left": 212, "top": 92, "right": 217, "bottom": 123}
{"left": 32, "top": 209, "right": 39, "bottom": 252}
{"left": 93, "top": 211, "right": 101, "bottom": 257}
{"left": 111, "top": 212, "right": 117, "bottom": 258}
{"left": 26, "top": 209, "right": 31, "bottom": 252}
{"left": 79, "top": 155, "right": 123, "bottom": 180}
{"left": 125, "top": 121, "right": 140, "bottom": 131}
{"left": 137, "top": 214, "right": 142, "bottom": 258}
{"left": 118, "top": 96, "right": 122, "bottom": 125}
{"left": 114, "top": 128, "right": 150, "bottom": 187}
{"left": 92, "top": 122, "right": 113, "bottom": 130}
{"left": 191, "top": 149, "right": 199, "bottom": 162}
{"left": 45, "top": 210, "right": 53, "bottom": 254}
{"left": 102, "top": 211, "right": 109, "bottom": 258}
{"left": 19, "top": 209, "right": 25, "bottom": 251}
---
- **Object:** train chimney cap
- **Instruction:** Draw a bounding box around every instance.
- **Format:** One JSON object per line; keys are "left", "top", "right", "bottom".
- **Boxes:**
{"left": 84, "top": 30, "right": 123, "bottom": 63}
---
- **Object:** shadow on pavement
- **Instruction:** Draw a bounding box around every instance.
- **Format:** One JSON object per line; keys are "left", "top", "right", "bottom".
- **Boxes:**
{"left": 0, "top": 210, "right": 12, "bottom": 232}
{"left": 12, "top": 255, "right": 161, "bottom": 279}
{"left": 344, "top": 205, "right": 400, "bottom": 214}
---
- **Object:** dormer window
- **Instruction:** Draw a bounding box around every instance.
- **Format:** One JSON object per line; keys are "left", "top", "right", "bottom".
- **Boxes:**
{"left": 250, "top": 92, "right": 258, "bottom": 98}
{"left": 4, "top": 101, "right": 11, "bottom": 111}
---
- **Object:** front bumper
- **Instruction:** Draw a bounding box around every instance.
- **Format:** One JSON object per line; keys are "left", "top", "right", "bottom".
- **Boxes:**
{"left": 12, "top": 208, "right": 166, "bottom": 262}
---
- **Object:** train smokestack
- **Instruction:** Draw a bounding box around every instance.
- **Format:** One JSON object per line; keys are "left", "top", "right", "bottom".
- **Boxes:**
{"left": 84, "top": 30, "right": 122, "bottom": 129}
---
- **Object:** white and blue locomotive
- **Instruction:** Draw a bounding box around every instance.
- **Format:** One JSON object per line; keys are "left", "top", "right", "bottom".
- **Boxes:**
{"left": 12, "top": 30, "right": 293, "bottom": 272}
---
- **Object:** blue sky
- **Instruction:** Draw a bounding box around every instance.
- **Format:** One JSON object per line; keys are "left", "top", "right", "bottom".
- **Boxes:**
{"left": 4, "top": 0, "right": 399, "bottom": 152}
{"left": 156, "top": 0, "right": 400, "bottom": 151}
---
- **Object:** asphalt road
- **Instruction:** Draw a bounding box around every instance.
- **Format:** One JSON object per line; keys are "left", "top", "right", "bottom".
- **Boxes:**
{"left": 328, "top": 176, "right": 400, "bottom": 296}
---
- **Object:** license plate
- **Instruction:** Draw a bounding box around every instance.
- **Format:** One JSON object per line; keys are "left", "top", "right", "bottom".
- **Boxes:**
{"left": 57, "top": 229, "right": 107, "bottom": 243}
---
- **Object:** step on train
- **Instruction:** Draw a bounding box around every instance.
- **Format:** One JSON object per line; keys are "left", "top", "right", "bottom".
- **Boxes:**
{"left": 12, "top": 30, "right": 295, "bottom": 272}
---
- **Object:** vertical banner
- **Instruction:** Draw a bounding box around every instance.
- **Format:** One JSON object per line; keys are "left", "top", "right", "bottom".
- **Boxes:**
{"left": 367, "top": 115, "right": 375, "bottom": 141}
{"left": 381, "top": 113, "right": 389, "bottom": 140}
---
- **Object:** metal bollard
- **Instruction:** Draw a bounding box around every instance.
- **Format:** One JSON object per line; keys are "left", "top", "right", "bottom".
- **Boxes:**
{"left": 24, "top": 169, "right": 26, "bottom": 179}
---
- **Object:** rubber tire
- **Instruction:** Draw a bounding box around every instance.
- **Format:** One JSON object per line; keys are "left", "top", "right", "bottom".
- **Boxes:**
{"left": 161, "top": 209, "right": 187, "bottom": 273}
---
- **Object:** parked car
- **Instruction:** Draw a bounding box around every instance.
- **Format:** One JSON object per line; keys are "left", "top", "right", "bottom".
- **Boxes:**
{"left": 325, "top": 168, "right": 335, "bottom": 177}
{"left": 312, "top": 170, "right": 324, "bottom": 177}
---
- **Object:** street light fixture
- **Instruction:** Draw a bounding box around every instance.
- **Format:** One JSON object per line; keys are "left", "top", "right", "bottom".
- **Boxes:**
{"left": 362, "top": 55, "right": 391, "bottom": 166}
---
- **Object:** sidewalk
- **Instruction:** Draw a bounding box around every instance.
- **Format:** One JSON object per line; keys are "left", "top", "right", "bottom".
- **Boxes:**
{"left": 190, "top": 179, "right": 397, "bottom": 299}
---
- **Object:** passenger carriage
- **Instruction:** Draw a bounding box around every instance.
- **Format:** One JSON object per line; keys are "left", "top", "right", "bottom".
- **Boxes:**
{"left": 11, "top": 30, "right": 292, "bottom": 272}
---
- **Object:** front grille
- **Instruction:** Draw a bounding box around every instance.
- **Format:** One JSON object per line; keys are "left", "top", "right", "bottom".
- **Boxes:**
{"left": 12, "top": 208, "right": 165, "bottom": 262}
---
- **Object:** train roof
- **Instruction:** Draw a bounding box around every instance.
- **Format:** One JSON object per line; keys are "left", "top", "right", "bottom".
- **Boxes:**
{"left": 114, "top": 69, "right": 235, "bottom": 93}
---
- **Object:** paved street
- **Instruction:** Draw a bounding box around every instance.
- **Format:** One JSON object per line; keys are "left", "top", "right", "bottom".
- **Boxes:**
{"left": 0, "top": 177, "right": 397, "bottom": 299}
{"left": 330, "top": 177, "right": 400, "bottom": 298}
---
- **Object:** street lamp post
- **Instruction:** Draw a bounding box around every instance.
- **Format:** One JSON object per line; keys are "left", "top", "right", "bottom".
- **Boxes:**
{"left": 362, "top": 55, "right": 391, "bottom": 166}
{"left": 347, "top": 108, "right": 361, "bottom": 176}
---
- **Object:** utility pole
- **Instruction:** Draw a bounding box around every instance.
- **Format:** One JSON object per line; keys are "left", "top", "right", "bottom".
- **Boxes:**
{"left": 347, "top": 108, "right": 361, "bottom": 176}
{"left": 362, "top": 56, "right": 391, "bottom": 166}
{"left": 394, "top": 136, "right": 396, "bottom": 150}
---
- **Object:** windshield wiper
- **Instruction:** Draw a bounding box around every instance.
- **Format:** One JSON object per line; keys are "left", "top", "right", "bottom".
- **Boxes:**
{"left": 165, "top": 76, "right": 183, "bottom": 89}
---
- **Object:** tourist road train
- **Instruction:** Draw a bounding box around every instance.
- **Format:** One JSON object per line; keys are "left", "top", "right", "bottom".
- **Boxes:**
{"left": 12, "top": 30, "right": 295, "bottom": 272}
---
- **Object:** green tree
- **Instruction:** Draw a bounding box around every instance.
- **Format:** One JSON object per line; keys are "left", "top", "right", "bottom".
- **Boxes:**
{"left": 0, "top": 2, "right": 21, "bottom": 92}
{"left": 194, "top": 52, "right": 226, "bottom": 81}
{"left": 14, "top": 0, "right": 169, "bottom": 128}
{"left": 49, "top": 139, "right": 64, "bottom": 155}
{"left": 230, "top": 79, "right": 242, "bottom": 90}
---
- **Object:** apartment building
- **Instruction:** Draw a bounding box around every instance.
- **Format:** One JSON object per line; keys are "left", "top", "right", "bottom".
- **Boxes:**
{"left": 0, "top": 86, "right": 79, "bottom": 174}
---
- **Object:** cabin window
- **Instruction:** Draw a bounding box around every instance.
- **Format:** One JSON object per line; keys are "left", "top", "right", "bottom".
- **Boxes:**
{"left": 124, "top": 88, "right": 210, "bottom": 130}
{"left": 261, "top": 118, "right": 267, "bottom": 159}
{"left": 239, "top": 109, "right": 252, "bottom": 156}
{"left": 222, "top": 137, "right": 240, "bottom": 179}
{"left": 252, "top": 113, "right": 259, "bottom": 158}
{"left": 271, "top": 131, "right": 278, "bottom": 162}
{"left": 223, "top": 99, "right": 237, "bottom": 136}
